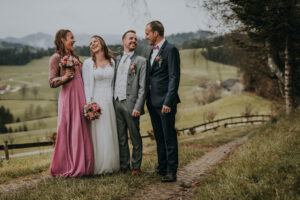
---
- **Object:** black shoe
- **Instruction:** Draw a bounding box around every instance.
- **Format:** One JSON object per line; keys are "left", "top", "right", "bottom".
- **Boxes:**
{"left": 119, "top": 168, "right": 129, "bottom": 174}
{"left": 161, "top": 172, "right": 177, "bottom": 182}
{"left": 155, "top": 169, "right": 167, "bottom": 176}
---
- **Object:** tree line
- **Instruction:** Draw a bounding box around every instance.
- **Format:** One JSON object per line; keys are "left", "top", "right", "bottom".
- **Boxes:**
{"left": 0, "top": 105, "right": 14, "bottom": 133}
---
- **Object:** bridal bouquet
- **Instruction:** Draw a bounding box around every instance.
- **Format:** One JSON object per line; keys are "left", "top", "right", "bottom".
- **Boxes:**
{"left": 83, "top": 102, "right": 102, "bottom": 120}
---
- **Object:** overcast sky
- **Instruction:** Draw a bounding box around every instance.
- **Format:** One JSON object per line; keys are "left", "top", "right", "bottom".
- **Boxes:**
{"left": 0, "top": 0, "right": 216, "bottom": 38}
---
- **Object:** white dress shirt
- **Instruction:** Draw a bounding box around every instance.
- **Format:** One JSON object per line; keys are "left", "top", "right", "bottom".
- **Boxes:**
{"left": 150, "top": 38, "right": 165, "bottom": 65}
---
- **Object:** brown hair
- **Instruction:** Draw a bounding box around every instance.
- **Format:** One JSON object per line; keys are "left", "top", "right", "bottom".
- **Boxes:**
{"left": 90, "top": 35, "right": 114, "bottom": 66}
{"left": 54, "top": 29, "right": 81, "bottom": 64}
{"left": 147, "top": 20, "right": 164, "bottom": 36}
{"left": 122, "top": 30, "right": 136, "bottom": 40}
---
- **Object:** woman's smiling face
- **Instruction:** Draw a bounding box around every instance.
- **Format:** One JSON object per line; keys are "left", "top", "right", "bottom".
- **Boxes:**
{"left": 89, "top": 37, "right": 102, "bottom": 53}
{"left": 62, "top": 32, "right": 76, "bottom": 53}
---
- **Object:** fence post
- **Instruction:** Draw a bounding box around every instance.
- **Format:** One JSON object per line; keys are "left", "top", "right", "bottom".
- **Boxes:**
{"left": 4, "top": 141, "right": 9, "bottom": 160}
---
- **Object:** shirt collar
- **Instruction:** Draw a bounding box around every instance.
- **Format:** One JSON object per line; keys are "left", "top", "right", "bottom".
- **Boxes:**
{"left": 156, "top": 38, "right": 165, "bottom": 49}
{"left": 123, "top": 51, "right": 134, "bottom": 57}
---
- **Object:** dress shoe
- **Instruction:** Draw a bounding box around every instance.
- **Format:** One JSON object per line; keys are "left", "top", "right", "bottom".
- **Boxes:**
{"left": 155, "top": 169, "right": 167, "bottom": 176}
{"left": 131, "top": 169, "right": 141, "bottom": 175}
{"left": 119, "top": 168, "right": 129, "bottom": 174}
{"left": 161, "top": 172, "right": 177, "bottom": 182}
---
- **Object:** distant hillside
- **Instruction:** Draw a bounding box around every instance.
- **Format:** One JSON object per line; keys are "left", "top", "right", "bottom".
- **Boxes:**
{"left": 0, "top": 30, "right": 215, "bottom": 49}
{"left": 0, "top": 41, "right": 25, "bottom": 49}
{"left": 0, "top": 32, "right": 123, "bottom": 49}
{"left": 166, "top": 30, "right": 215, "bottom": 44}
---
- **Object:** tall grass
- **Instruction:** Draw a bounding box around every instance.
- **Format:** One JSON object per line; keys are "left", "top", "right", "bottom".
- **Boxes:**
{"left": 194, "top": 112, "right": 300, "bottom": 200}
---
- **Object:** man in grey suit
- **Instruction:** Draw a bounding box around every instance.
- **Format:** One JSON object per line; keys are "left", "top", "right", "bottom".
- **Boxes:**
{"left": 113, "top": 30, "right": 147, "bottom": 175}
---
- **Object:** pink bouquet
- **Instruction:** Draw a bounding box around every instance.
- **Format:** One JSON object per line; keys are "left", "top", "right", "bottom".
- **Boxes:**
{"left": 59, "top": 55, "right": 79, "bottom": 69}
{"left": 83, "top": 102, "right": 102, "bottom": 120}
{"left": 59, "top": 55, "right": 79, "bottom": 80}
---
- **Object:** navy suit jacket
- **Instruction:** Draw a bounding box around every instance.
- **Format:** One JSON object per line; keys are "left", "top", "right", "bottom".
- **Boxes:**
{"left": 147, "top": 40, "right": 181, "bottom": 108}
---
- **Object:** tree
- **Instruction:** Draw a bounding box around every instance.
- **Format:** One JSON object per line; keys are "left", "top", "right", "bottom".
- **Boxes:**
{"left": 23, "top": 123, "right": 28, "bottom": 132}
{"left": 0, "top": 106, "right": 14, "bottom": 133}
{"left": 200, "top": 0, "right": 300, "bottom": 114}
{"left": 32, "top": 87, "right": 39, "bottom": 99}
{"left": 20, "top": 84, "right": 27, "bottom": 99}
{"left": 8, "top": 127, "right": 13, "bottom": 133}
{"left": 35, "top": 105, "right": 43, "bottom": 118}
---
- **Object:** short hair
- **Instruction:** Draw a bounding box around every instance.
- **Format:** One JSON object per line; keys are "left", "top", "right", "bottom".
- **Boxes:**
{"left": 122, "top": 30, "right": 136, "bottom": 40}
{"left": 147, "top": 20, "right": 164, "bottom": 36}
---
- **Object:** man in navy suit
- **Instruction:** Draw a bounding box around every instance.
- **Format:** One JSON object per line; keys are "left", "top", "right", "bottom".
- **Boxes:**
{"left": 145, "top": 20, "right": 181, "bottom": 182}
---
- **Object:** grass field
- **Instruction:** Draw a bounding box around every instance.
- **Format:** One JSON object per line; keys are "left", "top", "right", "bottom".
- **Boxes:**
{"left": 0, "top": 126, "right": 250, "bottom": 199}
{"left": 0, "top": 100, "right": 57, "bottom": 120}
{"left": 0, "top": 48, "right": 272, "bottom": 150}
{"left": 194, "top": 111, "right": 300, "bottom": 200}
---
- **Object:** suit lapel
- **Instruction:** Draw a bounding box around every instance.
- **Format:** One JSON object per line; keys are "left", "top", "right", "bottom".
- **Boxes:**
{"left": 113, "top": 55, "right": 122, "bottom": 89}
{"left": 128, "top": 53, "right": 137, "bottom": 76}
{"left": 150, "top": 40, "right": 168, "bottom": 70}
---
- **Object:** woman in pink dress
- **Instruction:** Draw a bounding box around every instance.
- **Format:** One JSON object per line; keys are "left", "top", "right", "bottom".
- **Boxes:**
{"left": 49, "top": 29, "right": 94, "bottom": 177}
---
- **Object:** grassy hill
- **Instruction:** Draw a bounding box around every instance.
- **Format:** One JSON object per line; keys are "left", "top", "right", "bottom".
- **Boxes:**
{"left": 1, "top": 112, "right": 298, "bottom": 199}
{"left": 194, "top": 111, "right": 300, "bottom": 199}
{"left": 0, "top": 48, "right": 272, "bottom": 147}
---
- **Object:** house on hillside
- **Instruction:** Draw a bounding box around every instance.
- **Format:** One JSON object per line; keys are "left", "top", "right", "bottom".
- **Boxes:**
{"left": 221, "top": 79, "right": 244, "bottom": 94}
{"left": 0, "top": 83, "right": 7, "bottom": 94}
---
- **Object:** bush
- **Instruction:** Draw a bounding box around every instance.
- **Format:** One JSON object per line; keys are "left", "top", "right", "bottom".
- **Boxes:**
{"left": 203, "top": 107, "right": 217, "bottom": 122}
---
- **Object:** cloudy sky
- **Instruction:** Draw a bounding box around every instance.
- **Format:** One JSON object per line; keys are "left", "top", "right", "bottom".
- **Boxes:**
{"left": 0, "top": 0, "right": 216, "bottom": 38}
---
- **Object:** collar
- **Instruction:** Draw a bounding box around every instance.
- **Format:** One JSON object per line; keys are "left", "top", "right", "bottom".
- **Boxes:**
{"left": 156, "top": 38, "right": 165, "bottom": 49}
{"left": 123, "top": 51, "right": 134, "bottom": 57}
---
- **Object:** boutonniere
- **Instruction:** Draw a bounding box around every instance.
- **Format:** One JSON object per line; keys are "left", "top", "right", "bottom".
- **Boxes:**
{"left": 155, "top": 55, "right": 163, "bottom": 67}
{"left": 130, "top": 64, "right": 136, "bottom": 75}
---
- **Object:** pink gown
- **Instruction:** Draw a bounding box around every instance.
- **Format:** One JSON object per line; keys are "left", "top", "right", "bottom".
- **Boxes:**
{"left": 49, "top": 53, "right": 94, "bottom": 177}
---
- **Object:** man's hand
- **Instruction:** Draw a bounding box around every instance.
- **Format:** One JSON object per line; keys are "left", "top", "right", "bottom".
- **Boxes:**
{"left": 132, "top": 109, "right": 141, "bottom": 117}
{"left": 161, "top": 105, "right": 171, "bottom": 114}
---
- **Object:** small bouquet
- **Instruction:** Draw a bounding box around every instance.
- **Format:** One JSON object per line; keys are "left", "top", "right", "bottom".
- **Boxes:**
{"left": 155, "top": 55, "right": 163, "bottom": 67}
{"left": 59, "top": 55, "right": 79, "bottom": 79}
{"left": 130, "top": 64, "right": 136, "bottom": 75}
{"left": 83, "top": 102, "right": 102, "bottom": 120}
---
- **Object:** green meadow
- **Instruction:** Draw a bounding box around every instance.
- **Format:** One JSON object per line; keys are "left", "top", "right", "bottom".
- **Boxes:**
{"left": 0, "top": 49, "right": 272, "bottom": 149}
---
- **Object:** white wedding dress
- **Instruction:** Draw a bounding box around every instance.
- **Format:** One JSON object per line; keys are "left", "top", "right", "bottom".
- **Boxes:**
{"left": 83, "top": 59, "right": 120, "bottom": 175}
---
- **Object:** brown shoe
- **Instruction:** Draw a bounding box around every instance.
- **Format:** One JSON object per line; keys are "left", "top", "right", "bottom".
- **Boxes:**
{"left": 131, "top": 169, "right": 141, "bottom": 175}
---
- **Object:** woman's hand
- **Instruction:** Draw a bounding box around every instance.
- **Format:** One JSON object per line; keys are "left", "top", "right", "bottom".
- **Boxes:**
{"left": 62, "top": 69, "right": 74, "bottom": 82}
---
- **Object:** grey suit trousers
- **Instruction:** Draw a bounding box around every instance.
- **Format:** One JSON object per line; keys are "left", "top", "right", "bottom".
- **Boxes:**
{"left": 114, "top": 99, "right": 143, "bottom": 170}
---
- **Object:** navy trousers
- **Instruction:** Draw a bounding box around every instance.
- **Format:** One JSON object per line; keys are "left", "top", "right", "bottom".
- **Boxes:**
{"left": 147, "top": 99, "right": 178, "bottom": 174}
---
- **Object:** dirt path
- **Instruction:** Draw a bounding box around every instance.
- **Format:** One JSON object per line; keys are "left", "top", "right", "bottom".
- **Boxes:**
{"left": 0, "top": 131, "right": 246, "bottom": 196}
{"left": 129, "top": 135, "right": 249, "bottom": 200}
{"left": 0, "top": 172, "right": 50, "bottom": 194}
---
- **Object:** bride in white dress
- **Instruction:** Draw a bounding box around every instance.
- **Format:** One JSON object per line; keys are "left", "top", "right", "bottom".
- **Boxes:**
{"left": 82, "top": 35, "right": 120, "bottom": 174}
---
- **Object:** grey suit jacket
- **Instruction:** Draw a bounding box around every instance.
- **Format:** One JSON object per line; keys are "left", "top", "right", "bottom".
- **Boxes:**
{"left": 113, "top": 52, "right": 147, "bottom": 115}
